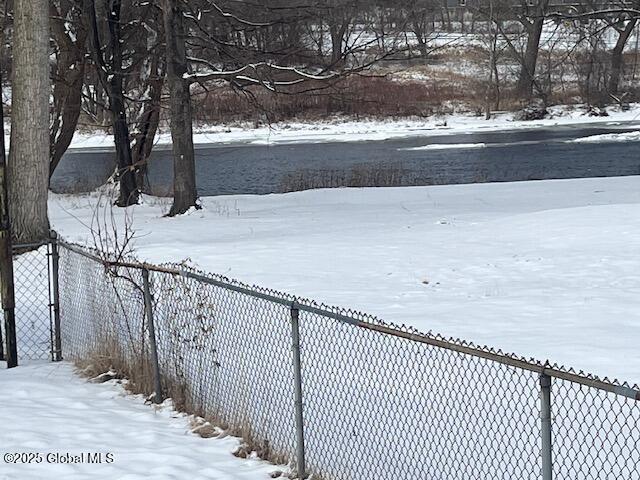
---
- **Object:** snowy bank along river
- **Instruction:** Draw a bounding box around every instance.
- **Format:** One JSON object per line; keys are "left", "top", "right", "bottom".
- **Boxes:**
{"left": 66, "top": 103, "right": 640, "bottom": 150}
{"left": 50, "top": 175, "right": 640, "bottom": 383}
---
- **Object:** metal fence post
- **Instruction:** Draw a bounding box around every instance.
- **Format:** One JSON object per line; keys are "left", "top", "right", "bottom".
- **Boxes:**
{"left": 49, "top": 231, "right": 62, "bottom": 361}
{"left": 0, "top": 316, "right": 4, "bottom": 360}
{"left": 290, "top": 305, "right": 307, "bottom": 479}
{"left": 540, "top": 373, "right": 553, "bottom": 480}
{"left": 142, "top": 268, "right": 163, "bottom": 404}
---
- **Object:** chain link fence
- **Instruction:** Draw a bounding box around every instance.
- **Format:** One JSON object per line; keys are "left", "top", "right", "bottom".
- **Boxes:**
{"left": 1, "top": 241, "right": 56, "bottom": 361}
{"left": 8, "top": 235, "right": 640, "bottom": 479}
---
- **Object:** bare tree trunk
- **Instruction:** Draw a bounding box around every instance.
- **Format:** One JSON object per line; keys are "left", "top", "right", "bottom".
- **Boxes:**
{"left": 516, "top": 19, "right": 544, "bottom": 99}
{"left": 8, "top": 0, "right": 50, "bottom": 243}
{"left": 164, "top": 0, "right": 198, "bottom": 216}
{"left": 50, "top": 60, "right": 86, "bottom": 177}
{"left": 329, "top": 21, "right": 349, "bottom": 66}
{"left": 86, "top": 0, "right": 138, "bottom": 206}
{"left": 516, "top": 0, "right": 549, "bottom": 100}
{"left": 609, "top": 19, "right": 637, "bottom": 96}
{"left": 492, "top": 21, "right": 501, "bottom": 110}
{"left": 111, "top": 101, "right": 139, "bottom": 205}
{"left": 485, "top": 1, "right": 499, "bottom": 119}
{"left": 131, "top": 60, "right": 164, "bottom": 193}
{"left": 0, "top": 69, "right": 17, "bottom": 367}
{"left": 107, "top": 0, "right": 138, "bottom": 206}
{"left": 50, "top": 1, "right": 88, "bottom": 177}
{"left": 411, "top": 19, "right": 429, "bottom": 59}
{"left": 443, "top": 5, "right": 452, "bottom": 32}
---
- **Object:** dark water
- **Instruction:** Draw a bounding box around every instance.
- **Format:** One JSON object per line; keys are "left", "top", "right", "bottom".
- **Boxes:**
{"left": 51, "top": 124, "right": 640, "bottom": 196}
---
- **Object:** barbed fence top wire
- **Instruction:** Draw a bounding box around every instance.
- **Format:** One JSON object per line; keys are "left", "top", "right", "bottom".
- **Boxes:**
{"left": 56, "top": 237, "right": 640, "bottom": 401}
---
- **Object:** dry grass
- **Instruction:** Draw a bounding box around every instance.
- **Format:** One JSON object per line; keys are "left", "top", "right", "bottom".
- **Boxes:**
{"left": 72, "top": 44, "right": 640, "bottom": 134}
{"left": 280, "top": 163, "right": 409, "bottom": 193}
{"left": 190, "top": 70, "right": 489, "bottom": 126}
{"left": 74, "top": 336, "right": 156, "bottom": 397}
{"left": 187, "top": 45, "right": 586, "bottom": 125}
{"left": 72, "top": 336, "right": 295, "bottom": 476}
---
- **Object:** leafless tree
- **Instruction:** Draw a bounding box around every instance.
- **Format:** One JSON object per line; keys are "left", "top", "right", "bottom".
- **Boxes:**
{"left": 515, "top": 0, "right": 551, "bottom": 99}
{"left": 50, "top": 0, "right": 89, "bottom": 177}
{"left": 484, "top": 0, "right": 502, "bottom": 117}
{"left": 163, "top": 0, "right": 197, "bottom": 216}
{"left": 8, "top": 0, "right": 50, "bottom": 243}
{"left": 607, "top": 16, "right": 637, "bottom": 96}
{"left": 85, "top": 0, "right": 139, "bottom": 206}
{"left": 402, "top": 0, "right": 439, "bottom": 59}
{"left": 154, "top": 0, "right": 407, "bottom": 214}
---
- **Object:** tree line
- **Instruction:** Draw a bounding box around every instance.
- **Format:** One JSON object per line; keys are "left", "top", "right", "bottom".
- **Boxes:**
{"left": 3, "top": 0, "right": 640, "bottom": 243}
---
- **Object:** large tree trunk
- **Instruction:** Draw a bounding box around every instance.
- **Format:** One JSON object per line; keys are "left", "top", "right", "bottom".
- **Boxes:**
{"left": 516, "top": 18, "right": 544, "bottom": 99}
{"left": 0, "top": 69, "right": 17, "bottom": 367}
{"left": 107, "top": 0, "right": 138, "bottom": 206}
{"left": 86, "top": 0, "right": 138, "bottom": 206}
{"left": 8, "top": 0, "right": 50, "bottom": 244}
{"left": 516, "top": 0, "right": 549, "bottom": 100}
{"left": 129, "top": 0, "right": 165, "bottom": 187}
{"left": 609, "top": 19, "right": 637, "bottom": 97}
{"left": 164, "top": 0, "right": 198, "bottom": 216}
{"left": 110, "top": 91, "right": 139, "bottom": 206}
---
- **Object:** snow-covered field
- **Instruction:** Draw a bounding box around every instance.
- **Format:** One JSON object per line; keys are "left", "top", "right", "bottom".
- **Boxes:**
{"left": 67, "top": 104, "right": 640, "bottom": 150}
{"left": 0, "top": 362, "right": 281, "bottom": 480}
{"left": 50, "top": 175, "right": 640, "bottom": 384}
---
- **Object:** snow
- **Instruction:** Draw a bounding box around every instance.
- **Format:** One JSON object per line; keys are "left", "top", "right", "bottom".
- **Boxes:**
{"left": 0, "top": 362, "right": 282, "bottom": 480}
{"left": 2, "top": 87, "right": 10, "bottom": 106}
{"left": 356, "top": 20, "right": 640, "bottom": 53}
{"left": 66, "top": 104, "right": 640, "bottom": 150}
{"left": 570, "top": 130, "right": 640, "bottom": 143}
{"left": 399, "top": 142, "right": 486, "bottom": 150}
{"left": 9, "top": 41, "right": 638, "bottom": 152}
{"left": 50, "top": 176, "right": 640, "bottom": 384}
{"left": 12, "top": 246, "right": 51, "bottom": 360}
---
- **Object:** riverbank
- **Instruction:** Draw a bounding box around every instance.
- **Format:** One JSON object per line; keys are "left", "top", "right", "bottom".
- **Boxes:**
{"left": 67, "top": 103, "right": 640, "bottom": 150}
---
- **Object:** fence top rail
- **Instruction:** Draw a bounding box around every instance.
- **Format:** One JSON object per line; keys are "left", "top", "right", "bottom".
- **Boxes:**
{"left": 12, "top": 240, "right": 50, "bottom": 251}
{"left": 55, "top": 237, "right": 640, "bottom": 400}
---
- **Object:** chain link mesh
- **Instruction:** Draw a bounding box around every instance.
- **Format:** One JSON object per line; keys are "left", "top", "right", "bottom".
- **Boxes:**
{"left": 151, "top": 269, "right": 297, "bottom": 459}
{"left": 59, "top": 247, "right": 149, "bottom": 385}
{"left": 58, "top": 246, "right": 297, "bottom": 465}
{"left": 2, "top": 244, "right": 53, "bottom": 361}
{"left": 553, "top": 379, "right": 640, "bottom": 479}
{"left": 54, "top": 241, "right": 640, "bottom": 479}
{"left": 298, "top": 308, "right": 541, "bottom": 479}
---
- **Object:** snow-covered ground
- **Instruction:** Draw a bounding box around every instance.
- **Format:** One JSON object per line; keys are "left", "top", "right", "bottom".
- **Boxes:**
{"left": 0, "top": 362, "right": 282, "bottom": 480}
{"left": 400, "top": 142, "right": 486, "bottom": 150}
{"left": 67, "top": 104, "right": 640, "bottom": 150}
{"left": 570, "top": 130, "right": 640, "bottom": 143}
{"left": 4, "top": 102, "right": 638, "bottom": 151}
{"left": 50, "top": 176, "right": 640, "bottom": 384}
